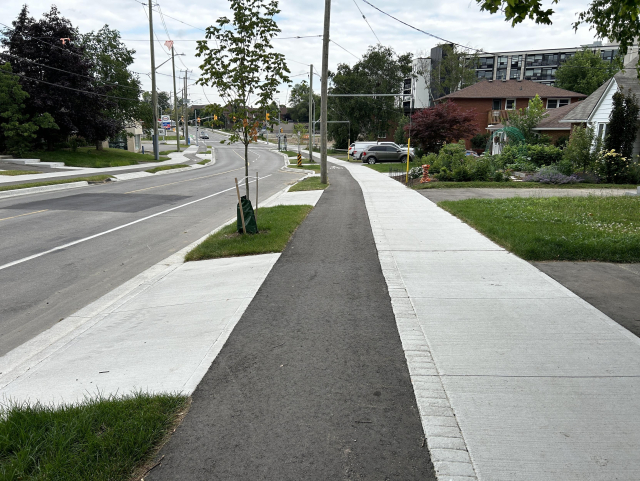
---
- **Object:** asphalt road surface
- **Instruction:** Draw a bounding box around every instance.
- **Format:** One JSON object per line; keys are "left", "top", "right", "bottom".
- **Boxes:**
{"left": 149, "top": 166, "right": 435, "bottom": 480}
{"left": 0, "top": 132, "right": 304, "bottom": 355}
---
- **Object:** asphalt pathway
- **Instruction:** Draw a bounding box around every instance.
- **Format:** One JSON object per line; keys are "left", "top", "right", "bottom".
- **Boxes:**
{"left": 149, "top": 166, "right": 435, "bottom": 479}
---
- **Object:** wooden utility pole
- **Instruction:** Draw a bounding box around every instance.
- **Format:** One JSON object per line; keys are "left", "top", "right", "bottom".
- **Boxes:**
{"left": 148, "top": 0, "right": 159, "bottom": 160}
{"left": 308, "top": 64, "right": 313, "bottom": 162}
{"left": 171, "top": 46, "right": 180, "bottom": 152}
{"left": 320, "top": 0, "right": 331, "bottom": 184}
{"left": 184, "top": 74, "right": 189, "bottom": 143}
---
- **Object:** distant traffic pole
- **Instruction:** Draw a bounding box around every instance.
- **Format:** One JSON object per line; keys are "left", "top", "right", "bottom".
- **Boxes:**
{"left": 184, "top": 74, "right": 189, "bottom": 144}
{"left": 320, "top": 0, "right": 331, "bottom": 184}
{"left": 308, "top": 63, "right": 313, "bottom": 162}
{"left": 148, "top": 0, "right": 159, "bottom": 160}
{"left": 171, "top": 45, "right": 180, "bottom": 152}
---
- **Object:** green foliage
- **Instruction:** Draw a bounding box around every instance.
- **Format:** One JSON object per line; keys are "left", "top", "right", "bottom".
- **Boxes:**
{"left": 605, "top": 88, "right": 640, "bottom": 160}
{"left": 195, "top": 0, "right": 290, "bottom": 196}
{"left": 563, "top": 125, "right": 598, "bottom": 172}
{"left": 431, "top": 141, "right": 503, "bottom": 181}
{"left": 526, "top": 144, "right": 563, "bottom": 166}
{"left": 506, "top": 95, "right": 548, "bottom": 144}
{"left": 0, "top": 63, "right": 58, "bottom": 156}
{"left": 288, "top": 81, "right": 319, "bottom": 123}
{"left": 288, "top": 176, "right": 328, "bottom": 191}
{"left": 427, "top": 44, "right": 479, "bottom": 98}
{"left": 555, "top": 49, "right": 621, "bottom": 95}
{"left": 292, "top": 123, "right": 308, "bottom": 153}
{"left": 554, "top": 134, "right": 570, "bottom": 148}
{"left": 0, "top": 393, "right": 187, "bottom": 480}
{"left": 328, "top": 45, "right": 412, "bottom": 142}
{"left": 394, "top": 116, "right": 409, "bottom": 145}
{"left": 596, "top": 149, "right": 632, "bottom": 183}
{"left": 430, "top": 141, "right": 466, "bottom": 174}
{"left": 470, "top": 132, "right": 490, "bottom": 150}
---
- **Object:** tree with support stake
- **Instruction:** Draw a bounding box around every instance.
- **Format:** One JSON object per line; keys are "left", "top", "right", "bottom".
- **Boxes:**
{"left": 195, "top": 0, "right": 290, "bottom": 199}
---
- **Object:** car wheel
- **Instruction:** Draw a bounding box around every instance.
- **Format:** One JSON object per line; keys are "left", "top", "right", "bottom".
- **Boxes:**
{"left": 400, "top": 157, "right": 407, "bottom": 164}
{"left": 367, "top": 156, "right": 377, "bottom": 164}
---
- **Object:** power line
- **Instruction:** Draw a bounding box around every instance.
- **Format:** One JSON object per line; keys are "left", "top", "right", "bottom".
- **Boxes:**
{"left": 330, "top": 40, "right": 360, "bottom": 60}
{"left": 351, "top": 0, "right": 380, "bottom": 44}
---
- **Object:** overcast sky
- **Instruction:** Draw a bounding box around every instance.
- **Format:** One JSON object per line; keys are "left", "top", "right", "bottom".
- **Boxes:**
{"left": 1, "top": 0, "right": 603, "bottom": 106}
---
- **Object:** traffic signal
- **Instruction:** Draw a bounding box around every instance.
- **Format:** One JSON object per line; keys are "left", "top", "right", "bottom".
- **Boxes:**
{"left": 280, "top": 128, "right": 283, "bottom": 133}
{"left": 197, "top": 117, "right": 201, "bottom": 124}
{"left": 181, "top": 116, "right": 184, "bottom": 121}
{"left": 266, "top": 113, "right": 270, "bottom": 121}
{"left": 214, "top": 115, "right": 218, "bottom": 121}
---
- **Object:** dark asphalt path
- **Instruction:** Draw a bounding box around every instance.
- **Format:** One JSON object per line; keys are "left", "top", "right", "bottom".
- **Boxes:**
{"left": 149, "top": 167, "right": 435, "bottom": 480}
{"left": 0, "top": 133, "right": 303, "bottom": 355}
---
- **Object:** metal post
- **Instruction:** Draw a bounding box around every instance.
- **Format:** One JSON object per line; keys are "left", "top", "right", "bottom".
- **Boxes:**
{"left": 148, "top": 0, "right": 159, "bottom": 160}
{"left": 308, "top": 63, "right": 313, "bottom": 162}
{"left": 320, "top": 0, "right": 331, "bottom": 184}
{"left": 184, "top": 75, "right": 189, "bottom": 144}
{"left": 255, "top": 171, "right": 259, "bottom": 221}
{"left": 235, "top": 178, "right": 246, "bottom": 235}
{"left": 171, "top": 46, "right": 180, "bottom": 152}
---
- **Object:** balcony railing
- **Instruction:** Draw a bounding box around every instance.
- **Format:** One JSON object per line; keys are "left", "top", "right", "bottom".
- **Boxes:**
{"left": 487, "top": 109, "right": 515, "bottom": 125}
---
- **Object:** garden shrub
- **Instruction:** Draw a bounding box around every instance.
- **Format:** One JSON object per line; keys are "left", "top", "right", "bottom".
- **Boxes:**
{"left": 596, "top": 149, "right": 631, "bottom": 183}
{"left": 470, "top": 132, "right": 490, "bottom": 150}
{"left": 527, "top": 144, "right": 563, "bottom": 166}
{"left": 524, "top": 165, "right": 581, "bottom": 184}
{"left": 554, "top": 135, "right": 570, "bottom": 148}
{"left": 408, "top": 166, "right": 423, "bottom": 179}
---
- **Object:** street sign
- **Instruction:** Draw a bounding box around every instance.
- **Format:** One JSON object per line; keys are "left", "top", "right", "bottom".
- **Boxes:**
{"left": 161, "top": 115, "right": 171, "bottom": 130}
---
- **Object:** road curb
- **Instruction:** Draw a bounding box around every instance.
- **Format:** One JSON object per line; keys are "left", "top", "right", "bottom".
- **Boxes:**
{"left": 0, "top": 181, "right": 89, "bottom": 199}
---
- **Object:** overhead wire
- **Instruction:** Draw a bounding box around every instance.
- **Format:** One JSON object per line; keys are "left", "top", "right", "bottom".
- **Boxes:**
{"left": 351, "top": 0, "right": 380, "bottom": 44}
{"left": 330, "top": 40, "right": 360, "bottom": 60}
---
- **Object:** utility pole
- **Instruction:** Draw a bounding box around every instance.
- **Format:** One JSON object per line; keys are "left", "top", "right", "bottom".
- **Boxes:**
{"left": 171, "top": 46, "right": 180, "bottom": 152}
{"left": 320, "top": 0, "right": 331, "bottom": 184}
{"left": 148, "top": 0, "right": 159, "bottom": 160}
{"left": 308, "top": 64, "right": 313, "bottom": 162}
{"left": 184, "top": 74, "right": 189, "bottom": 144}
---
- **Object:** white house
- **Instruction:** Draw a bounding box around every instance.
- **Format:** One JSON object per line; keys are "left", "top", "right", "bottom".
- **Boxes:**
{"left": 561, "top": 55, "right": 640, "bottom": 156}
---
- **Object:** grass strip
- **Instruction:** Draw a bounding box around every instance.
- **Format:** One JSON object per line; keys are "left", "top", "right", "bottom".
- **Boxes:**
{"left": 197, "top": 159, "right": 210, "bottom": 165}
{"left": 0, "top": 392, "right": 188, "bottom": 480}
{"left": 0, "top": 175, "right": 112, "bottom": 192}
{"left": 289, "top": 176, "right": 328, "bottom": 192}
{"left": 287, "top": 163, "right": 320, "bottom": 171}
{"left": 25, "top": 147, "right": 170, "bottom": 168}
{"left": 146, "top": 164, "right": 189, "bottom": 174}
{"left": 0, "top": 170, "right": 42, "bottom": 176}
{"left": 364, "top": 161, "right": 422, "bottom": 173}
{"left": 439, "top": 196, "right": 640, "bottom": 262}
{"left": 185, "top": 204, "right": 313, "bottom": 261}
{"left": 415, "top": 181, "right": 637, "bottom": 189}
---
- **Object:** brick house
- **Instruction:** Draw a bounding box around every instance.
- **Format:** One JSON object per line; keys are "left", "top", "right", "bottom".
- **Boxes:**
{"left": 437, "top": 79, "right": 586, "bottom": 148}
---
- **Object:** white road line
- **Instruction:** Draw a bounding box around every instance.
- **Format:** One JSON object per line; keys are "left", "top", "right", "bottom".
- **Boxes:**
{"left": 0, "top": 175, "right": 272, "bottom": 272}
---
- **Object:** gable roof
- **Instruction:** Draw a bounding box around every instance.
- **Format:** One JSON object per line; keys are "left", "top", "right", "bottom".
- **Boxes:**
{"left": 561, "top": 54, "right": 640, "bottom": 123}
{"left": 439, "top": 79, "right": 587, "bottom": 100}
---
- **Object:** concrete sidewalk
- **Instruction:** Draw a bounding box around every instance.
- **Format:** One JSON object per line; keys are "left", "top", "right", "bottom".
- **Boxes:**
{"left": 332, "top": 158, "right": 640, "bottom": 480}
{"left": 0, "top": 187, "right": 323, "bottom": 407}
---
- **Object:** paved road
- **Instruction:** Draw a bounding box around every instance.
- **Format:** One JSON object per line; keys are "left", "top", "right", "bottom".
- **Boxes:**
{"left": 149, "top": 166, "right": 435, "bottom": 480}
{"left": 0, "top": 132, "right": 303, "bottom": 355}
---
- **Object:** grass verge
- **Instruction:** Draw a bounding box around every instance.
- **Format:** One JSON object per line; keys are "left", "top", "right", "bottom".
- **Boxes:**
{"left": 415, "top": 181, "right": 637, "bottom": 190}
{"left": 197, "top": 159, "right": 210, "bottom": 165}
{"left": 185, "top": 204, "right": 313, "bottom": 261}
{"left": 0, "top": 175, "right": 112, "bottom": 192}
{"left": 26, "top": 148, "right": 170, "bottom": 168}
{"left": 289, "top": 177, "right": 328, "bottom": 192}
{"left": 287, "top": 163, "right": 320, "bottom": 171}
{"left": 0, "top": 392, "right": 188, "bottom": 480}
{"left": 439, "top": 196, "right": 640, "bottom": 262}
{"left": 364, "top": 161, "right": 422, "bottom": 173}
{"left": 0, "top": 170, "right": 42, "bottom": 176}
{"left": 146, "top": 164, "right": 189, "bottom": 174}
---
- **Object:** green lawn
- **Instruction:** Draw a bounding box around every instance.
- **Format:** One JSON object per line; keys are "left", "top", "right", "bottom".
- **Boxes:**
{"left": 439, "top": 196, "right": 640, "bottom": 262}
{"left": 27, "top": 147, "right": 170, "bottom": 168}
{"left": 415, "top": 181, "right": 637, "bottom": 190}
{"left": 0, "top": 175, "right": 112, "bottom": 192}
{"left": 0, "top": 393, "right": 187, "bottom": 480}
{"left": 197, "top": 159, "right": 211, "bottom": 165}
{"left": 146, "top": 164, "right": 189, "bottom": 173}
{"left": 364, "top": 160, "right": 422, "bottom": 173}
{"left": 287, "top": 163, "right": 320, "bottom": 171}
{"left": 0, "top": 170, "right": 42, "bottom": 176}
{"left": 185, "top": 204, "right": 313, "bottom": 261}
{"left": 289, "top": 177, "right": 329, "bottom": 192}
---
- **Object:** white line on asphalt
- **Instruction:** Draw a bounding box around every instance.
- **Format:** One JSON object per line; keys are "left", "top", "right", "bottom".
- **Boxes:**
{"left": 0, "top": 209, "right": 48, "bottom": 222}
{"left": 0, "top": 175, "right": 272, "bottom": 272}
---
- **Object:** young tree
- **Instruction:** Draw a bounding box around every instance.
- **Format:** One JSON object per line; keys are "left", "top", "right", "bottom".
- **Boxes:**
{"left": 555, "top": 49, "right": 621, "bottom": 96}
{"left": 196, "top": 0, "right": 290, "bottom": 197}
{"left": 429, "top": 44, "right": 479, "bottom": 99}
{"left": 605, "top": 88, "right": 639, "bottom": 159}
{"left": 328, "top": 45, "right": 412, "bottom": 144}
{"left": 292, "top": 123, "right": 307, "bottom": 154}
{"left": 506, "top": 94, "right": 548, "bottom": 144}
{"left": 406, "top": 100, "right": 477, "bottom": 152}
{"left": 563, "top": 125, "right": 598, "bottom": 172}
{"left": 0, "top": 63, "right": 58, "bottom": 156}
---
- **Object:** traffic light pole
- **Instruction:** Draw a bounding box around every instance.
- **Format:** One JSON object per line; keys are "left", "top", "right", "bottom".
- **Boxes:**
{"left": 308, "top": 64, "right": 313, "bottom": 162}
{"left": 171, "top": 46, "right": 180, "bottom": 153}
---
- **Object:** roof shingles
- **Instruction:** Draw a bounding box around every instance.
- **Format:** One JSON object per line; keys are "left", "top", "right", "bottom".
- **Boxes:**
{"left": 440, "top": 79, "right": 587, "bottom": 100}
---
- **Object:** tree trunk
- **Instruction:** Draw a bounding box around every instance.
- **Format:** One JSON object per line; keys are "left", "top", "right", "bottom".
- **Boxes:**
{"left": 244, "top": 136, "right": 250, "bottom": 199}
{"left": 96, "top": 140, "right": 104, "bottom": 151}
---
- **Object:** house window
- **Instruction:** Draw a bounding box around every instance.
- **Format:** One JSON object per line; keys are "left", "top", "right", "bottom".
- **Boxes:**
{"left": 492, "top": 99, "right": 502, "bottom": 110}
{"left": 547, "top": 98, "right": 569, "bottom": 108}
{"left": 505, "top": 99, "right": 516, "bottom": 110}
{"left": 378, "top": 131, "right": 387, "bottom": 139}
{"left": 597, "top": 123, "right": 608, "bottom": 139}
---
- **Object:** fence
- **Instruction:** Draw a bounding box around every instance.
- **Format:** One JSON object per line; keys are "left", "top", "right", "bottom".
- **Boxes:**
{"left": 387, "top": 166, "right": 418, "bottom": 187}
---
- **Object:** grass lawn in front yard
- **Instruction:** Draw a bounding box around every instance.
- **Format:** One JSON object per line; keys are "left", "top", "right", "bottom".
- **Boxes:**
{"left": 0, "top": 393, "right": 188, "bottom": 480}
{"left": 146, "top": 164, "right": 188, "bottom": 173}
{"left": 185, "top": 204, "right": 313, "bottom": 261}
{"left": 439, "top": 196, "right": 640, "bottom": 262}
{"left": 289, "top": 176, "right": 328, "bottom": 192}
{"left": 27, "top": 147, "right": 170, "bottom": 168}
{"left": 415, "top": 181, "right": 637, "bottom": 189}
{"left": 0, "top": 170, "right": 42, "bottom": 176}
{"left": 0, "top": 175, "right": 112, "bottom": 192}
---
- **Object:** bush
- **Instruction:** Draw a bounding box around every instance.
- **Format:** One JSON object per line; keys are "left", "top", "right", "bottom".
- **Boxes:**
{"left": 563, "top": 125, "right": 598, "bottom": 173}
{"left": 504, "top": 161, "right": 538, "bottom": 172}
{"left": 596, "top": 149, "right": 631, "bottom": 184}
{"left": 470, "top": 132, "right": 490, "bottom": 150}
{"left": 434, "top": 153, "right": 502, "bottom": 182}
{"left": 524, "top": 165, "right": 582, "bottom": 184}
{"left": 431, "top": 141, "right": 466, "bottom": 173}
{"left": 555, "top": 135, "right": 570, "bottom": 148}
{"left": 527, "top": 144, "right": 563, "bottom": 166}
{"left": 408, "top": 166, "right": 423, "bottom": 179}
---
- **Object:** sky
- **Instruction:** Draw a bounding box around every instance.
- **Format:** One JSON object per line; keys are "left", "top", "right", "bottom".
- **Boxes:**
{"left": 0, "top": 0, "right": 604, "bottom": 106}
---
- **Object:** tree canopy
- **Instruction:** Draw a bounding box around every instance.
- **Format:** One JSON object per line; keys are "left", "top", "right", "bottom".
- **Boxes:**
{"left": 555, "top": 49, "right": 621, "bottom": 95}
{"left": 406, "top": 100, "right": 478, "bottom": 152}
{"left": 506, "top": 94, "right": 548, "bottom": 144}
{"left": 287, "top": 81, "right": 319, "bottom": 123}
{"left": 328, "top": 45, "right": 412, "bottom": 148}
{"left": 427, "top": 44, "right": 479, "bottom": 99}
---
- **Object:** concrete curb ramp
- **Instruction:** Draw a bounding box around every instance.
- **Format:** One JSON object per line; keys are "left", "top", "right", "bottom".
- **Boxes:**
{"left": 332, "top": 158, "right": 640, "bottom": 481}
